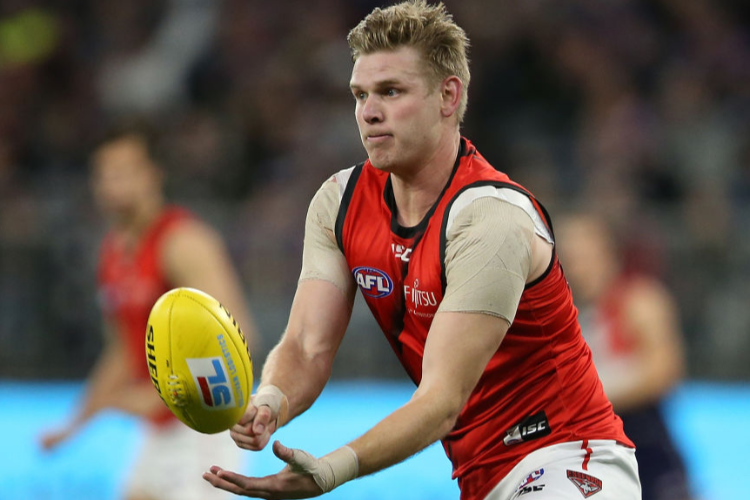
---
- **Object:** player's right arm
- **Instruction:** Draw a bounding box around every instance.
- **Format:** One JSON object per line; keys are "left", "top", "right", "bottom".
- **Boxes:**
{"left": 231, "top": 177, "right": 356, "bottom": 451}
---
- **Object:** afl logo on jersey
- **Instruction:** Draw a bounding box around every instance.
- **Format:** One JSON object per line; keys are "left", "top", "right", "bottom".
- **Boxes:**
{"left": 353, "top": 266, "right": 393, "bottom": 298}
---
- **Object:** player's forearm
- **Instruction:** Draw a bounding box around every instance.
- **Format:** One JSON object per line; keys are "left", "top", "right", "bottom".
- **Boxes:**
{"left": 259, "top": 279, "right": 352, "bottom": 425}
{"left": 259, "top": 333, "right": 335, "bottom": 425}
{"left": 284, "top": 386, "right": 459, "bottom": 494}
{"left": 346, "top": 312, "right": 505, "bottom": 477}
{"left": 348, "top": 385, "right": 461, "bottom": 477}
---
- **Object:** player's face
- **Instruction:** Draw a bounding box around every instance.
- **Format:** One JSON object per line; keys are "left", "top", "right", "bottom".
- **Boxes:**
{"left": 90, "top": 136, "right": 162, "bottom": 223}
{"left": 350, "top": 46, "right": 444, "bottom": 174}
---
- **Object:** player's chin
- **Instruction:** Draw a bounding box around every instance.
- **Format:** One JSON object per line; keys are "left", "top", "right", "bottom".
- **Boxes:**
{"left": 368, "top": 155, "right": 394, "bottom": 172}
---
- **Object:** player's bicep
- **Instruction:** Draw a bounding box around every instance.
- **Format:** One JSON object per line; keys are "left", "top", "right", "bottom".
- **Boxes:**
{"left": 285, "top": 279, "right": 355, "bottom": 359}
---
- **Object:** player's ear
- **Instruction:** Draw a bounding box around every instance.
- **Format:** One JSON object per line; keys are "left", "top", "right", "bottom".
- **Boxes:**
{"left": 440, "top": 76, "right": 462, "bottom": 119}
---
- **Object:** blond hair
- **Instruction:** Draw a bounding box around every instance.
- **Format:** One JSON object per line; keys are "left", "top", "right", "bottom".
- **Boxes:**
{"left": 347, "top": 0, "right": 471, "bottom": 123}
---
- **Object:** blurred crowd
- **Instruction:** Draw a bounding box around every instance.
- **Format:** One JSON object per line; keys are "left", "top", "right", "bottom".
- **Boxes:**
{"left": 1, "top": 0, "right": 748, "bottom": 379}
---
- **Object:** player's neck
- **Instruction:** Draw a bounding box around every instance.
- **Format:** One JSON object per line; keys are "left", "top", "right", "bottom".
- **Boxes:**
{"left": 391, "top": 131, "right": 460, "bottom": 227}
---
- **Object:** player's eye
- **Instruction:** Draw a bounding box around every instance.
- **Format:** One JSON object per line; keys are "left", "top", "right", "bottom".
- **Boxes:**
{"left": 353, "top": 91, "right": 367, "bottom": 101}
{"left": 386, "top": 88, "right": 399, "bottom": 97}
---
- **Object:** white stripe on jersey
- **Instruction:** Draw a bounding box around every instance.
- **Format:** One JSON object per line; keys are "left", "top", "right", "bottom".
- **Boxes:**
{"left": 334, "top": 166, "right": 357, "bottom": 202}
{"left": 446, "top": 186, "right": 553, "bottom": 244}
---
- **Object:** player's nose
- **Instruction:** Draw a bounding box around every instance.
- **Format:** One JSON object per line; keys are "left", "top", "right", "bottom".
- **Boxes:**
{"left": 362, "top": 97, "right": 383, "bottom": 124}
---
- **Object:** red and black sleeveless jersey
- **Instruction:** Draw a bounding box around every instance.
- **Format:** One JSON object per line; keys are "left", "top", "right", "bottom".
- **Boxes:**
{"left": 98, "top": 206, "right": 191, "bottom": 425}
{"left": 334, "top": 138, "right": 632, "bottom": 500}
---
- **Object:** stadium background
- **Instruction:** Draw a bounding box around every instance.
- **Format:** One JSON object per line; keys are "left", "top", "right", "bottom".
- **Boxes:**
{"left": 1, "top": 0, "right": 748, "bottom": 498}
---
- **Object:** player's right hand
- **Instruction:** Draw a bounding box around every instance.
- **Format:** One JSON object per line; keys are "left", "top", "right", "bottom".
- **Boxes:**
{"left": 230, "top": 385, "right": 287, "bottom": 451}
{"left": 230, "top": 403, "right": 278, "bottom": 451}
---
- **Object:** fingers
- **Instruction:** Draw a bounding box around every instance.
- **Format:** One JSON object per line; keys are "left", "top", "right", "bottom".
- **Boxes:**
{"left": 253, "top": 404, "right": 275, "bottom": 435}
{"left": 237, "top": 403, "right": 258, "bottom": 426}
{"left": 230, "top": 387, "right": 287, "bottom": 452}
{"left": 229, "top": 418, "right": 278, "bottom": 451}
{"left": 272, "top": 441, "right": 293, "bottom": 462}
{"left": 230, "top": 403, "right": 280, "bottom": 451}
{"left": 229, "top": 431, "right": 271, "bottom": 451}
{"left": 203, "top": 467, "right": 260, "bottom": 498}
{"left": 204, "top": 462, "right": 322, "bottom": 499}
{"left": 272, "top": 441, "right": 320, "bottom": 476}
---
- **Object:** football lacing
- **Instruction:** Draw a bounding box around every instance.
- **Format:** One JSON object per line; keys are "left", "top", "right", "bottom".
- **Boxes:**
{"left": 166, "top": 374, "right": 188, "bottom": 407}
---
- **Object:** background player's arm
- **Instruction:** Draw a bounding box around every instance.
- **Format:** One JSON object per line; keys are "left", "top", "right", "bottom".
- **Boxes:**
{"left": 603, "top": 278, "right": 686, "bottom": 412}
{"left": 161, "top": 219, "right": 257, "bottom": 349}
{"left": 40, "top": 321, "right": 134, "bottom": 449}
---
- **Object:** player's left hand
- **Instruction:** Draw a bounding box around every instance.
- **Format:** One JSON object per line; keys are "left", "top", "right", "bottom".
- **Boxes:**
{"left": 203, "top": 440, "right": 324, "bottom": 499}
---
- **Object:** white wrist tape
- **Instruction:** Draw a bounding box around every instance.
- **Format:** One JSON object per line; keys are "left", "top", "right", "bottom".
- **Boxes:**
{"left": 288, "top": 446, "right": 360, "bottom": 493}
{"left": 252, "top": 385, "right": 289, "bottom": 427}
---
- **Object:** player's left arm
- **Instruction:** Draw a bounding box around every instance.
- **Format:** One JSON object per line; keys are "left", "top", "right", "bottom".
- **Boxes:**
{"left": 161, "top": 218, "right": 258, "bottom": 350}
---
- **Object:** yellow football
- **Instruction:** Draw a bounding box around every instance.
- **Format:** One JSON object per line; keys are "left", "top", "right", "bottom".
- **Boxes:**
{"left": 145, "top": 287, "right": 253, "bottom": 434}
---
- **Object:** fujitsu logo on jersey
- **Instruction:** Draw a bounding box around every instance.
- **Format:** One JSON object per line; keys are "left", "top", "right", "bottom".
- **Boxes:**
{"left": 404, "top": 278, "right": 437, "bottom": 309}
{"left": 353, "top": 266, "right": 393, "bottom": 298}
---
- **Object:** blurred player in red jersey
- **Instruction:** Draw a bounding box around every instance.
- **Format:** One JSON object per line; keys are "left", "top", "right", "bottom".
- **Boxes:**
{"left": 40, "top": 119, "right": 257, "bottom": 500}
{"left": 203, "top": 2, "right": 640, "bottom": 499}
{"left": 557, "top": 212, "right": 694, "bottom": 500}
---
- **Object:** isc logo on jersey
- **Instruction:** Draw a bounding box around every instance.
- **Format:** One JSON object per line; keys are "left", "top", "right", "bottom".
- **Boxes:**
{"left": 186, "top": 357, "right": 236, "bottom": 410}
{"left": 353, "top": 266, "right": 393, "bottom": 298}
